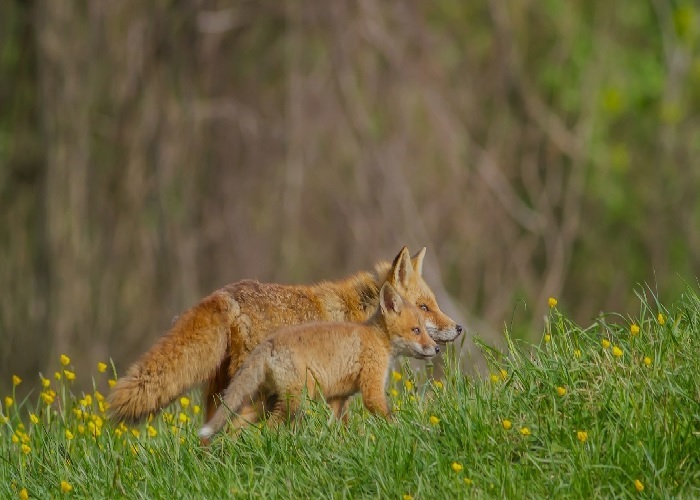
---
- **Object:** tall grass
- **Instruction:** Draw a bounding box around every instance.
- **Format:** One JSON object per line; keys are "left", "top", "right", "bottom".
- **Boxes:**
{"left": 1, "top": 287, "right": 699, "bottom": 498}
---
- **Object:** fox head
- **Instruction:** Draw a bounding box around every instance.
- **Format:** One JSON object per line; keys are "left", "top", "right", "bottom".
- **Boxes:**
{"left": 378, "top": 282, "right": 439, "bottom": 359}
{"left": 380, "top": 246, "right": 463, "bottom": 343}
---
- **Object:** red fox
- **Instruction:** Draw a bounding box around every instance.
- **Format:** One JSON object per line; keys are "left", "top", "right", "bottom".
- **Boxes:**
{"left": 198, "top": 282, "right": 439, "bottom": 440}
{"left": 108, "top": 246, "right": 462, "bottom": 425}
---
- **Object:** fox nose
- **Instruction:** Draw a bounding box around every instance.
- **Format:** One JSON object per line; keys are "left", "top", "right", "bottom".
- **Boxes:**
{"left": 456, "top": 325, "right": 463, "bottom": 335}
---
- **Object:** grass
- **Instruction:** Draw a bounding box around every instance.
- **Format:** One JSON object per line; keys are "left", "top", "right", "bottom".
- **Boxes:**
{"left": 1, "top": 287, "right": 699, "bottom": 498}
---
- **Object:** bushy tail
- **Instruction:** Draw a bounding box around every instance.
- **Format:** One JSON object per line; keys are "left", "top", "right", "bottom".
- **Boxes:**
{"left": 198, "top": 343, "right": 271, "bottom": 440}
{"left": 107, "top": 291, "right": 237, "bottom": 423}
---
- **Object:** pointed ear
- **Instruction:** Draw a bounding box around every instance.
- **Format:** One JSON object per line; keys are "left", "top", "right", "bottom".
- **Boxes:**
{"left": 388, "top": 246, "right": 414, "bottom": 288}
{"left": 379, "top": 283, "right": 404, "bottom": 316}
{"left": 411, "top": 247, "right": 426, "bottom": 276}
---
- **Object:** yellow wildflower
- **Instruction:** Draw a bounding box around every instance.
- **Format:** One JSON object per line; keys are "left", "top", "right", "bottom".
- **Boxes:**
{"left": 12, "top": 375, "right": 22, "bottom": 386}
{"left": 19, "top": 488, "right": 29, "bottom": 500}
{"left": 434, "top": 380, "right": 444, "bottom": 390}
{"left": 520, "top": 427, "right": 531, "bottom": 436}
{"left": 630, "top": 324, "right": 640, "bottom": 336}
{"left": 147, "top": 425, "right": 157, "bottom": 438}
{"left": 12, "top": 433, "right": 20, "bottom": 443}
{"left": 657, "top": 313, "right": 665, "bottom": 325}
{"left": 108, "top": 379, "right": 117, "bottom": 388}
{"left": 193, "top": 405, "right": 201, "bottom": 415}
{"left": 83, "top": 394, "right": 93, "bottom": 406}
{"left": 602, "top": 339, "right": 611, "bottom": 349}
{"left": 29, "top": 414, "right": 39, "bottom": 425}
{"left": 404, "top": 380, "right": 413, "bottom": 391}
{"left": 77, "top": 424, "right": 85, "bottom": 434}
{"left": 21, "top": 433, "right": 29, "bottom": 444}
{"left": 41, "top": 376, "right": 50, "bottom": 388}
{"left": 21, "top": 444, "right": 31, "bottom": 455}
{"left": 403, "top": 495, "right": 413, "bottom": 500}
{"left": 73, "top": 409, "right": 84, "bottom": 420}
{"left": 634, "top": 479, "right": 644, "bottom": 492}
{"left": 576, "top": 430, "right": 588, "bottom": 443}
{"left": 429, "top": 415, "right": 440, "bottom": 426}
{"left": 131, "top": 429, "right": 140, "bottom": 438}
{"left": 612, "top": 346, "right": 623, "bottom": 358}
{"left": 60, "top": 481, "right": 72, "bottom": 493}
{"left": 499, "top": 369, "right": 508, "bottom": 380}
{"left": 392, "top": 371, "right": 402, "bottom": 382}
{"left": 390, "top": 389, "right": 399, "bottom": 398}
{"left": 544, "top": 334, "right": 551, "bottom": 343}
{"left": 60, "top": 355, "right": 70, "bottom": 366}
{"left": 94, "top": 391, "right": 104, "bottom": 402}
{"left": 162, "top": 412, "right": 174, "bottom": 424}
{"left": 451, "top": 462, "right": 463, "bottom": 472}
{"left": 490, "top": 374, "right": 500, "bottom": 383}
{"left": 97, "top": 362, "right": 107, "bottom": 373}
{"left": 180, "top": 397, "right": 190, "bottom": 408}
{"left": 0, "top": 414, "right": 7, "bottom": 424}
{"left": 502, "top": 419, "right": 512, "bottom": 430}
{"left": 63, "top": 370, "right": 75, "bottom": 381}
{"left": 179, "top": 412, "right": 189, "bottom": 424}
{"left": 464, "top": 478, "right": 473, "bottom": 486}
{"left": 98, "top": 401, "right": 106, "bottom": 413}
{"left": 65, "top": 429, "right": 74, "bottom": 440}
{"left": 54, "top": 372, "right": 62, "bottom": 380}
{"left": 548, "top": 297, "right": 557, "bottom": 308}
{"left": 644, "top": 356, "right": 652, "bottom": 367}
{"left": 91, "top": 415, "right": 103, "bottom": 428}
{"left": 5, "top": 396, "right": 13, "bottom": 408}
{"left": 574, "top": 349, "right": 581, "bottom": 358}
{"left": 556, "top": 386, "right": 566, "bottom": 396}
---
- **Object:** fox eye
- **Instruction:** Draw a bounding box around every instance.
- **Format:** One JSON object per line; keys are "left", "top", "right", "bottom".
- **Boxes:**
{"left": 419, "top": 304, "right": 430, "bottom": 312}
{"left": 412, "top": 327, "right": 421, "bottom": 335}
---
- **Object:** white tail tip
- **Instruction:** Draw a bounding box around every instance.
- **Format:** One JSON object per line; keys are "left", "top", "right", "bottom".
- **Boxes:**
{"left": 198, "top": 426, "right": 214, "bottom": 439}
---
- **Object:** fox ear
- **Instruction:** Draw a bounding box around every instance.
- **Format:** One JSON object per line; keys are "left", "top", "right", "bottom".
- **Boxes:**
{"left": 411, "top": 247, "right": 426, "bottom": 276}
{"left": 379, "top": 283, "right": 404, "bottom": 315}
{"left": 388, "top": 246, "right": 414, "bottom": 288}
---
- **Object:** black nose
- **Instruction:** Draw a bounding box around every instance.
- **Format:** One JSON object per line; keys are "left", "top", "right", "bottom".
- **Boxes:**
{"left": 456, "top": 325, "right": 463, "bottom": 335}
{"left": 435, "top": 345, "right": 440, "bottom": 353}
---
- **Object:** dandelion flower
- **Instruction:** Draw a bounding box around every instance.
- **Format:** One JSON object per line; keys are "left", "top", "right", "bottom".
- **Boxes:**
{"left": 556, "top": 386, "right": 566, "bottom": 396}
{"left": 12, "top": 433, "right": 19, "bottom": 443}
{"left": 108, "top": 379, "right": 116, "bottom": 388}
{"left": 544, "top": 334, "right": 551, "bottom": 343}
{"left": 60, "top": 481, "right": 72, "bottom": 493}
{"left": 576, "top": 430, "right": 588, "bottom": 443}
{"left": 612, "top": 346, "right": 623, "bottom": 358}
{"left": 404, "top": 380, "right": 413, "bottom": 391}
{"left": 464, "top": 478, "right": 473, "bottom": 486}
{"left": 434, "top": 380, "right": 443, "bottom": 390}
{"left": 147, "top": 425, "right": 157, "bottom": 438}
{"left": 29, "top": 414, "right": 39, "bottom": 425}
{"left": 548, "top": 297, "right": 557, "bottom": 308}
{"left": 602, "top": 339, "right": 611, "bottom": 349}
{"left": 499, "top": 369, "right": 508, "bottom": 380}
{"left": 5, "top": 396, "right": 13, "bottom": 408}
{"left": 19, "top": 488, "right": 29, "bottom": 500}
{"left": 634, "top": 479, "right": 644, "bottom": 492}
{"left": 451, "top": 462, "right": 463, "bottom": 472}
{"left": 65, "top": 430, "right": 74, "bottom": 440}
{"left": 392, "top": 371, "right": 402, "bottom": 382}
{"left": 94, "top": 391, "right": 104, "bottom": 402}
{"left": 54, "top": 372, "right": 62, "bottom": 381}
{"left": 429, "top": 415, "right": 440, "bottom": 426}
{"left": 131, "top": 429, "right": 140, "bottom": 438}
{"left": 77, "top": 424, "right": 85, "bottom": 434}
{"left": 502, "top": 419, "right": 512, "bottom": 430}
{"left": 630, "top": 324, "right": 640, "bottom": 336}
{"left": 40, "top": 376, "right": 50, "bottom": 388}
{"left": 12, "top": 375, "right": 22, "bottom": 386}
{"left": 97, "top": 362, "right": 107, "bottom": 373}
{"left": 490, "top": 374, "right": 500, "bottom": 383}
{"left": 643, "top": 356, "right": 652, "bottom": 367}
{"left": 21, "top": 444, "right": 31, "bottom": 455}
{"left": 520, "top": 427, "right": 531, "bottom": 436}
{"left": 180, "top": 397, "right": 190, "bottom": 408}
{"left": 657, "top": 313, "right": 665, "bottom": 325}
{"left": 178, "top": 412, "right": 189, "bottom": 424}
{"left": 403, "top": 495, "right": 413, "bottom": 500}
{"left": 60, "top": 355, "right": 70, "bottom": 367}
{"left": 193, "top": 405, "right": 201, "bottom": 415}
{"left": 574, "top": 349, "right": 581, "bottom": 358}
{"left": 390, "top": 389, "right": 399, "bottom": 398}
{"left": 63, "top": 370, "right": 76, "bottom": 381}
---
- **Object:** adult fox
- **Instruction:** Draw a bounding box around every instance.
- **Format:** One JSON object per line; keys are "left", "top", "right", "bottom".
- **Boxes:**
{"left": 108, "top": 247, "right": 462, "bottom": 425}
{"left": 198, "top": 282, "right": 439, "bottom": 441}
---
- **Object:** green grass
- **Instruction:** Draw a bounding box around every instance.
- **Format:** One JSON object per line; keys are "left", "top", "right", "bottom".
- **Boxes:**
{"left": 2, "top": 287, "right": 699, "bottom": 498}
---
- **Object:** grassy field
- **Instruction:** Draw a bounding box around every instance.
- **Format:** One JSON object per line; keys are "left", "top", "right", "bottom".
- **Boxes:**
{"left": 1, "top": 288, "right": 699, "bottom": 498}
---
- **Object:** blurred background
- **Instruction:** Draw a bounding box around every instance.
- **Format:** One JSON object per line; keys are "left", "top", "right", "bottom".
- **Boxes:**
{"left": 1, "top": 1, "right": 699, "bottom": 395}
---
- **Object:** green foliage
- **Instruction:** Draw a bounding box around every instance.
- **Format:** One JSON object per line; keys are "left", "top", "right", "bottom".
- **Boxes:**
{"left": 1, "top": 287, "right": 699, "bottom": 498}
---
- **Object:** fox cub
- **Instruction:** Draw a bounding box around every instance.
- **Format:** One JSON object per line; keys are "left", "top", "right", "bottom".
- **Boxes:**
{"left": 198, "top": 282, "right": 439, "bottom": 440}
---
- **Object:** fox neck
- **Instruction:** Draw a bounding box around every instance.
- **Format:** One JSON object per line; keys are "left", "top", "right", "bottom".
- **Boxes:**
{"left": 323, "top": 270, "right": 383, "bottom": 323}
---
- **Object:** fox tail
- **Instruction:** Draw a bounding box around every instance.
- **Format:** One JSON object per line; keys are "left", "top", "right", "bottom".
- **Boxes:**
{"left": 107, "top": 291, "right": 236, "bottom": 423}
{"left": 197, "top": 342, "right": 271, "bottom": 440}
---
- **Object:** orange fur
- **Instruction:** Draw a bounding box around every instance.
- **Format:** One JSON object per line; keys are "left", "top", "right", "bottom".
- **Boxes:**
{"left": 108, "top": 247, "right": 462, "bottom": 424}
